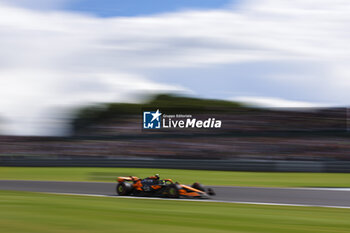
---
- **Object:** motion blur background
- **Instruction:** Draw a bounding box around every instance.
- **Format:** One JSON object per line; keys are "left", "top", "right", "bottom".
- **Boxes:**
{"left": 1, "top": 0, "right": 350, "bottom": 171}
{"left": 1, "top": 1, "right": 350, "bottom": 233}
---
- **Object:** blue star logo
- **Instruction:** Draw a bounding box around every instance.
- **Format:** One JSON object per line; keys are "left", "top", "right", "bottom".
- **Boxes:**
{"left": 143, "top": 109, "right": 162, "bottom": 129}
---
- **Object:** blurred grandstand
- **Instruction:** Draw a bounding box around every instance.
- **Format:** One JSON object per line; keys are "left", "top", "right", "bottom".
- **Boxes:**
{"left": 0, "top": 94, "right": 349, "bottom": 161}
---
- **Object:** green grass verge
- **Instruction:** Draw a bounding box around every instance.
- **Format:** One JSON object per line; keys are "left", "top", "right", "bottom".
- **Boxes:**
{"left": 1, "top": 167, "right": 350, "bottom": 187}
{"left": 0, "top": 191, "right": 349, "bottom": 233}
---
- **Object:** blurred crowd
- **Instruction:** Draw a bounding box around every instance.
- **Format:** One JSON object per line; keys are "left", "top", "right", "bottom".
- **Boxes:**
{"left": 1, "top": 107, "right": 349, "bottom": 161}
{"left": 0, "top": 135, "right": 349, "bottom": 161}
{"left": 74, "top": 108, "right": 347, "bottom": 136}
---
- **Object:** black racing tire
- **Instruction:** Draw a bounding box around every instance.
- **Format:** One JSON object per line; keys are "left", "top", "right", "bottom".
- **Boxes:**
{"left": 207, "top": 188, "right": 216, "bottom": 196}
{"left": 192, "top": 182, "right": 205, "bottom": 192}
{"left": 167, "top": 184, "right": 179, "bottom": 198}
{"left": 116, "top": 182, "right": 133, "bottom": 196}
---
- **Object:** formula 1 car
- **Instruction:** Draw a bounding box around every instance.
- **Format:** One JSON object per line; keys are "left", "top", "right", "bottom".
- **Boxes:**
{"left": 116, "top": 174, "right": 215, "bottom": 198}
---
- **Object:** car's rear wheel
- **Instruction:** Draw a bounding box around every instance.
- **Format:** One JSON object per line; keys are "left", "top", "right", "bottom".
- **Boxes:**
{"left": 116, "top": 182, "right": 133, "bottom": 196}
{"left": 167, "top": 184, "right": 179, "bottom": 198}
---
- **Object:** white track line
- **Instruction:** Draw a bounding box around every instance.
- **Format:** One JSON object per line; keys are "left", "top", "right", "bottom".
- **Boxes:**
{"left": 299, "top": 188, "right": 350, "bottom": 191}
{"left": 42, "top": 192, "right": 350, "bottom": 209}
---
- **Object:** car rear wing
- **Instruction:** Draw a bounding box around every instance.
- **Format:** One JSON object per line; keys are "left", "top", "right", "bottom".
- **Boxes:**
{"left": 117, "top": 176, "right": 139, "bottom": 182}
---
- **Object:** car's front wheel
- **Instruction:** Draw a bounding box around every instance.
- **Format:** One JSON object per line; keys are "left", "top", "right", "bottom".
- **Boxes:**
{"left": 191, "top": 182, "right": 205, "bottom": 192}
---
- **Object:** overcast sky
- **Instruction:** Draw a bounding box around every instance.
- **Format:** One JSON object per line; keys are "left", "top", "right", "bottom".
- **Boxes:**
{"left": 0, "top": 0, "right": 350, "bottom": 135}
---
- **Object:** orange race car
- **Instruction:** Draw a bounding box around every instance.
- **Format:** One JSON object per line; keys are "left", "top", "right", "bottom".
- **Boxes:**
{"left": 116, "top": 174, "right": 215, "bottom": 198}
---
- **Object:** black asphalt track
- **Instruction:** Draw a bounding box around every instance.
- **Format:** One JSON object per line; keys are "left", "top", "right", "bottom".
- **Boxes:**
{"left": 1, "top": 180, "right": 350, "bottom": 207}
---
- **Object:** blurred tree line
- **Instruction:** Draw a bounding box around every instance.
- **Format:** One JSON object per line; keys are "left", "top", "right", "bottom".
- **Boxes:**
{"left": 71, "top": 94, "right": 244, "bottom": 134}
